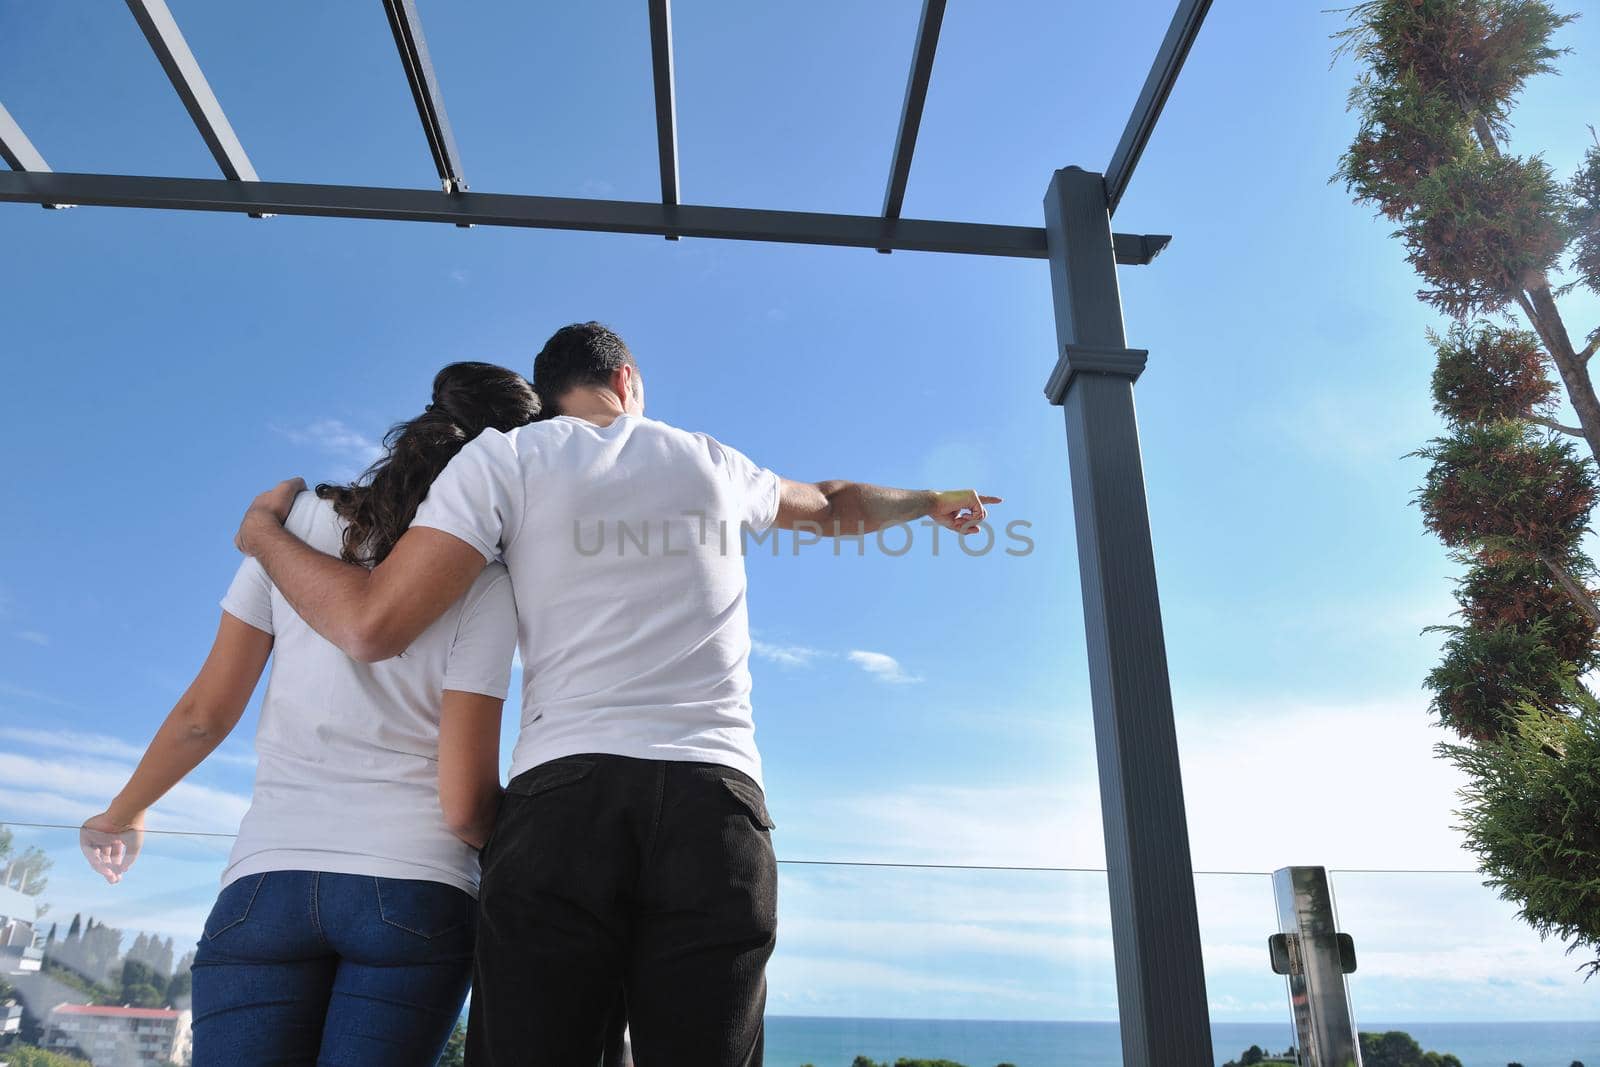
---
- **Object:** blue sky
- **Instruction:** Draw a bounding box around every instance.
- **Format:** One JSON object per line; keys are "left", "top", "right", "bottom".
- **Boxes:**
{"left": 2, "top": 0, "right": 1600, "bottom": 1028}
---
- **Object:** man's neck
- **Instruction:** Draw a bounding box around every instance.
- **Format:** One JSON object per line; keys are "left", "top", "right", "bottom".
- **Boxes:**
{"left": 558, "top": 391, "right": 631, "bottom": 427}
{"left": 561, "top": 409, "right": 626, "bottom": 428}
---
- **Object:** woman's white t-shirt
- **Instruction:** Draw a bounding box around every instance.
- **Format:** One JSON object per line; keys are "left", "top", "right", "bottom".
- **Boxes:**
{"left": 218, "top": 492, "right": 517, "bottom": 897}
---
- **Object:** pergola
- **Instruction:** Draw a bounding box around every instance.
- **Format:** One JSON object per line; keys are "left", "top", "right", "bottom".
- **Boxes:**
{"left": 1, "top": 1, "right": 1218, "bottom": 1061}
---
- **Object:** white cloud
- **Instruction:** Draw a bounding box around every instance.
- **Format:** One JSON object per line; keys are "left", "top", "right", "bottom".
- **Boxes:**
{"left": 1173, "top": 694, "right": 1477, "bottom": 873}
{"left": 787, "top": 694, "right": 1478, "bottom": 873}
{"left": 0, "top": 751, "right": 249, "bottom": 835}
{"left": 750, "top": 640, "right": 922, "bottom": 684}
{"left": 14, "top": 631, "right": 48, "bottom": 646}
{"left": 271, "top": 418, "right": 383, "bottom": 471}
{"left": 0, "top": 726, "right": 254, "bottom": 770}
{"left": 0, "top": 681, "right": 80, "bottom": 709}
{"left": 846, "top": 650, "right": 922, "bottom": 685}
{"left": 752, "top": 639, "right": 822, "bottom": 668}
{"left": 0, "top": 727, "right": 147, "bottom": 762}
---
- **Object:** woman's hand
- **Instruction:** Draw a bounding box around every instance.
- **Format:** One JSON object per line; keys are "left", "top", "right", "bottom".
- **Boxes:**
{"left": 80, "top": 810, "right": 146, "bottom": 885}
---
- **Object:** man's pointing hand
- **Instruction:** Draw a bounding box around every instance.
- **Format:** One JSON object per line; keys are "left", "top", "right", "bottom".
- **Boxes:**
{"left": 928, "top": 490, "right": 1003, "bottom": 535}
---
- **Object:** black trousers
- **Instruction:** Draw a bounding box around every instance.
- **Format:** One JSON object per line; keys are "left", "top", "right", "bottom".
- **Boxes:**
{"left": 466, "top": 753, "right": 779, "bottom": 1067}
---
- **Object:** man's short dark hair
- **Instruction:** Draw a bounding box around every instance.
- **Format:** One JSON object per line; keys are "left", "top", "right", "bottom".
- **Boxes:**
{"left": 533, "top": 322, "right": 637, "bottom": 413}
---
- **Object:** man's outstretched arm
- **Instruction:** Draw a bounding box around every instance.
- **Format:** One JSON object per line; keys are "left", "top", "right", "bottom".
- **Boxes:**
{"left": 775, "top": 479, "right": 999, "bottom": 536}
{"left": 234, "top": 479, "right": 488, "bottom": 662}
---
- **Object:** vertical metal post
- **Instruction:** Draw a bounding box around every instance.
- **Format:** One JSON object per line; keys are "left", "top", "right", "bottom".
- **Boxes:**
{"left": 1043, "top": 165, "right": 1212, "bottom": 1065}
{"left": 1271, "top": 866, "right": 1362, "bottom": 1066}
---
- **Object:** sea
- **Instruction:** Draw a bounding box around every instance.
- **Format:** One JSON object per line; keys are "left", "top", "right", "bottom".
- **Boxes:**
{"left": 759, "top": 1017, "right": 1600, "bottom": 1067}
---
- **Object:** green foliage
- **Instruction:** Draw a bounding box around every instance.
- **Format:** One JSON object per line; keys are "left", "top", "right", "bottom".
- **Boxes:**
{"left": 1441, "top": 690, "right": 1600, "bottom": 976}
{"left": 1416, "top": 420, "right": 1596, "bottom": 554}
{"left": 1336, "top": 1, "right": 1574, "bottom": 128}
{"left": 45, "top": 917, "right": 125, "bottom": 987}
{"left": 1569, "top": 144, "right": 1600, "bottom": 302}
{"left": 0, "top": 1045, "right": 92, "bottom": 1067}
{"left": 1427, "top": 618, "right": 1577, "bottom": 738}
{"left": 1431, "top": 322, "right": 1557, "bottom": 424}
{"left": 1220, "top": 1044, "right": 1304, "bottom": 1067}
{"left": 438, "top": 1020, "right": 466, "bottom": 1067}
{"left": 1337, "top": 2, "right": 1579, "bottom": 316}
{"left": 1341, "top": 72, "right": 1478, "bottom": 219}
{"left": 1359, "top": 1029, "right": 1465, "bottom": 1067}
{"left": 0, "top": 828, "right": 53, "bottom": 898}
{"left": 1404, "top": 151, "right": 1569, "bottom": 316}
{"left": 121, "top": 982, "right": 165, "bottom": 1009}
{"left": 165, "top": 964, "right": 192, "bottom": 1007}
{"left": 1456, "top": 553, "right": 1598, "bottom": 667}
{"left": 38, "top": 959, "right": 117, "bottom": 1007}
{"left": 1339, "top": 0, "right": 1600, "bottom": 1003}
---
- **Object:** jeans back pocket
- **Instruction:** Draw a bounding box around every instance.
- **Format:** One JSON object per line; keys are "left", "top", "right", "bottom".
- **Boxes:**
{"left": 374, "top": 877, "right": 475, "bottom": 940}
{"left": 203, "top": 873, "right": 266, "bottom": 940}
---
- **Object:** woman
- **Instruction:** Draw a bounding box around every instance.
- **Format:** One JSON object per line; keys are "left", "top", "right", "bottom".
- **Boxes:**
{"left": 80, "top": 362, "right": 538, "bottom": 1066}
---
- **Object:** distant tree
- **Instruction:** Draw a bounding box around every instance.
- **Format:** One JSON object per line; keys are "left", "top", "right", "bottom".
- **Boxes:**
{"left": 1357, "top": 1030, "right": 1464, "bottom": 1067}
{"left": 438, "top": 1021, "right": 465, "bottom": 1067}
{"left": 124, "top": 983, "right": 165, "bottom": 1009}
{"left": 0, "top": 828, "right": 50, "bottom": 897}
{"left": 119, "top": 958, "right": 164, "bottom": 1007}
{"left": 166, "top": 951, "right": 194, "bottom": 1008}
{"left": 0, "top": 1046, "right": 92, "bottom": 1067}
{"left": 1338, "top": 0, "right": 1600, "bottom": 974}
{"left": 155, "top": 936, "right": 174, "bottom": 978}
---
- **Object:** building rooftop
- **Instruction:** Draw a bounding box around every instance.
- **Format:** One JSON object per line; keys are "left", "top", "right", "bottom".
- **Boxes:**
{"left": 50, "top": 1005, "right": 183, "bottom": 1021}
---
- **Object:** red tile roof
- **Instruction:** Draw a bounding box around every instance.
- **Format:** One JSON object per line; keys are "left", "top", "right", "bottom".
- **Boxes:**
{"left": 51, "top": 1004, "right": 180, "bottom": 1020}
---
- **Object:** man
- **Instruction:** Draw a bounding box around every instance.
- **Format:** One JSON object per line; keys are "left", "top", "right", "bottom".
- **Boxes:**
{"left": 235, "top": 322, "right": 999, "bottom": 1066}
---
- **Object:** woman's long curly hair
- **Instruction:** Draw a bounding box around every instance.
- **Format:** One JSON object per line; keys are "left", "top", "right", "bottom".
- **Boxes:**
{"left": 315, "top": 361, "right": 539, "bottom": 565}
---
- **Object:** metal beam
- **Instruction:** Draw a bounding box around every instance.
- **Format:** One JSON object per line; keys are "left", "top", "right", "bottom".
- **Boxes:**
{"left": 0, "top": 102, "right": 49, "bottom": 173}
{"left": 0, "top": 171, "right": 1170, "bottom": 263}
{"left": 647, "top": 0, "right": 679, "bottom": 231}
{"left": 0, "top": 102, "right": 67, "bottom": 209}
{"left": 881, "top": 0, "right": 947, "bottom": 222}
{"left": 125, "top": 0, "right": 258, "bottom": 182}
{"left": 1103, "top": 0, "right": 1210, "bottom": 215}
{"left": 1043, "top": 165, "right": 1212, "bottom": 1063}
{"left": 382, "top": 0, "right": 467, "bottom": 194}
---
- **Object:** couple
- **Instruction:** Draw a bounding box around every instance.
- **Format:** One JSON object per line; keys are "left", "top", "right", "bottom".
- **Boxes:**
{"left": 81, "top": 322, "right": 997, "bottom": 1066}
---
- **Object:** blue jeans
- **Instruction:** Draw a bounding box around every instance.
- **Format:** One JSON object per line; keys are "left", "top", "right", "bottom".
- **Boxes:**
{"left": 192, "top": 870, "right": 475, "bottom": 1067}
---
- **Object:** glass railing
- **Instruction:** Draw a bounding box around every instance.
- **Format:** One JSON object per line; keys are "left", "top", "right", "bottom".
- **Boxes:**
{"left": 1323, "top": 869, "right": 1600, "bottom": 1066}
{"left": 2, "top": 821, "right": 1598, "bottom": 1066}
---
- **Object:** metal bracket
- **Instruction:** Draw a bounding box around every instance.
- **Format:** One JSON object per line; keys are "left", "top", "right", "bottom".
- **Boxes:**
{"left": 1269, "top": 932, "right": 1357, "bottom": 976}
{"left": 1044, "top": 344, "right": 1149, "bottom": 405}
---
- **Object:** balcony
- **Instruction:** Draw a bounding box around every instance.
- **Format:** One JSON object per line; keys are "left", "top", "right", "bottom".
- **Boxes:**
{"left": 1, "top": 820, "right": 1596, "bottom": 1066}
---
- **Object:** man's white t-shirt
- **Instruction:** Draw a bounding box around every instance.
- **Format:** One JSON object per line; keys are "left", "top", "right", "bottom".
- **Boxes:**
{"left": 411, "top": 414, "right": 780, "bottom": 787}
{"left": 219, "top": 492, "right": 518, "bottom": 896}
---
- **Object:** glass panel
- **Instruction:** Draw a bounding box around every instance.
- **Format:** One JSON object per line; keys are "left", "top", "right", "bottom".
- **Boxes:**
{"left": 1328, "top": 869, "right": 1600, "bottom": 1065}
{"left": 0, "top": 822, "right": 221, "bottom": 1065}
{"left": 9, "top": 821, "right": 1600, "bottom": 1066}
{"left": 769, "top": 861, "right": 1118, "bottom": 1064}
